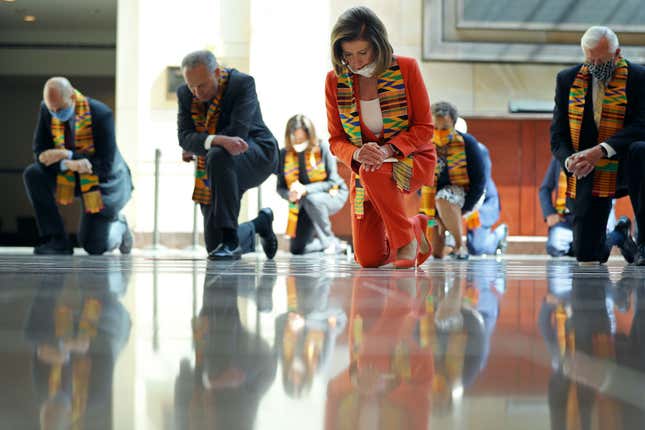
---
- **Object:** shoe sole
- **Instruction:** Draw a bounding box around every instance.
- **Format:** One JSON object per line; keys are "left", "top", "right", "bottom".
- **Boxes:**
{"left": 208, "top": 254, "right": 242, "bottom": 261}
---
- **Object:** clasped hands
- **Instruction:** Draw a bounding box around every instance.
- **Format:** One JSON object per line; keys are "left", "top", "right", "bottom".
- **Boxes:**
{"left": 289, "top": 180, "right": 307, "bottom": 203}
{"left": 354, "top": 142, "right": 395, "bottom": 172}
{"left": 39, "top": 149, "right": 93, "bottom": 174}
{"left": 566, "top": 145, "right": 604, "bottom": 179}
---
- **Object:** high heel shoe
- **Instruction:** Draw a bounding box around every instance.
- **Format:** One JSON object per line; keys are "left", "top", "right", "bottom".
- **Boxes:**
{"left": 393, "top": 247, "right": 417, "bottom": 269}
{"left": 414, "top": 214, "right": 431, "bottom": 266}
{"left": 394, "top": 215, "right": 431, "bottom": 269}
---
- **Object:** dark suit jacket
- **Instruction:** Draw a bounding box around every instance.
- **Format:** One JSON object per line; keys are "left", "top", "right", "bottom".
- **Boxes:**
{"left": 539, "top": 157, "right": 574, "bottom": 224}
{"left": 176, "top": 68, "right": 278, "bottom": 172}
{"left": 550, "top": 61, "right": 645, "bottom": 196}
{"left": 32, "top": 98, "right": 133, "bottom": 215}
{"left": 477, "top": 142, "right": 501, "bottom": 228}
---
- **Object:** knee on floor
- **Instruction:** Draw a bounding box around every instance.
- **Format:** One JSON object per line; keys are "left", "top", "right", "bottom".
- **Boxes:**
{"left": 355, "top": 250, "right": 387, "bottom": 268}
{"left": 82, "top": 242, "right": 108, "bottom": 256}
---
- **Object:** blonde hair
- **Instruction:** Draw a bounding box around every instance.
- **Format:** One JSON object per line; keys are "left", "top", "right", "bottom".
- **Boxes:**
{"left": 330, "top": 6, "right": 393, "bottom": 76}
{"left": 284, "top": 114, "right": 318, "bottom": 153}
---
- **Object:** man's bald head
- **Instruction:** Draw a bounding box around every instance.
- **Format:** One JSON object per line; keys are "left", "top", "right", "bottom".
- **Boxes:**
{"left": 43, "top": 77, "right": 75, "bottom": 113}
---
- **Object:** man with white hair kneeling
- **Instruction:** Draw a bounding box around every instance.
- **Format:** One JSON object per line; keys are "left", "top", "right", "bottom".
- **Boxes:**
{"left": 550, "top": 26, "right": 645, "bottom": 265}
{"left": 23, "top": 77, "right": 133, "bottom": 255}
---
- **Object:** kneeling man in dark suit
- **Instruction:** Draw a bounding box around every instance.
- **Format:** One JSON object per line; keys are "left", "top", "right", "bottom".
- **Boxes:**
{"left": 550, "top": 26, "right": 645, "bottom": 265}
{"left": 177, "top": 50, "right": 279, "bottom": 261}
{"left": 24, "top": 77, "right": 133, "bottom": 255}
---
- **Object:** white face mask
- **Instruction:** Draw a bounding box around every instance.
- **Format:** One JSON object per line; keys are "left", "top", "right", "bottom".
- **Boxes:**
{"left": 293, "top": 142, "right": 308, "bottom": 153}
{"left": 348, "top": 62, "right": 377, "bottom": 78}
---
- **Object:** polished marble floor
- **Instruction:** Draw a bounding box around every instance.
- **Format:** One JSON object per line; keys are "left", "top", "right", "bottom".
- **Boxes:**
{"left": 1, "top": 250, "right": 645, "bottom": 429}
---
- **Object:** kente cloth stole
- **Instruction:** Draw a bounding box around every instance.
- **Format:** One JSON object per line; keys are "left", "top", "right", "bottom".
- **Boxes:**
{"left": 337, "top": 59, "right": 412, "bottom": 219}
{"left": 284, "top": 148, "right": 327, "bottom": 237}
{"left": 419, "top": 130, "right": 469, "bottom": 229}
{"left": 567, "top": 58, "right": 627, "bottom": 198}
{"left": 49, "top": 292, "right": 103, "bottom": 430}
{"left": 465, "top": 211, "right": 481, "bottom": 230}
{"left": 555, "top": 169, "right": 568, "bottom": 214}
{"left": 190, "top": 68, "right": 230, "bottom": 204}
{"left": 51, "top": 90, "right": 104, "bottom": 214}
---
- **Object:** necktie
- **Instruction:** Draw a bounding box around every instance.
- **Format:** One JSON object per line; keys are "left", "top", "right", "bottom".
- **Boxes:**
{"left": 64, "top": 121, "right": 75, "bottom": 151}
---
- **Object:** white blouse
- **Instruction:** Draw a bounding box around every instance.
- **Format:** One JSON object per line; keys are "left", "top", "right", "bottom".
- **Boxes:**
{"left": 360, "top": 98, "right": 383, "bottom": 138}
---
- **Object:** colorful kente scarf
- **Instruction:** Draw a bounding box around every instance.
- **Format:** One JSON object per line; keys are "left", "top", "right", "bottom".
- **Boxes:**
{"left": 49, "top": 290, "right": 103, "bottom": 430}
{"left": 189, "top": 69, "right": 230, "bottom": 204}
{"left": 465, "top": 211, "right": 481, "bottom": 230}
{"left": 419, "top": 129, "right": 469, "bottom": 229}
{"left": 567, "top": 58, "right": 627, "bottom": 198}
{"left": 51, "top": 90, "right": 103, "bottom": 214}
{"left": 337, "top": 58, "right": 413, "bottom": 219}
{"left": 555, "top": 169, "right": 568, "bottom": 214}
{"left": 284, "top": 146, "right": 328, "bottom": 237}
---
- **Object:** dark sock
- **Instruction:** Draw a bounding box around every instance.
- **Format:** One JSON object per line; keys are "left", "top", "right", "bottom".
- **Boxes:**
{"left": 252, "top": 212, "right": 271, "bottom": 237}
{"left": 607, "top": 229, "right": 624, "bottom": 248}
{"left": 221, "top": 228, "right": 239, "bottom": 247}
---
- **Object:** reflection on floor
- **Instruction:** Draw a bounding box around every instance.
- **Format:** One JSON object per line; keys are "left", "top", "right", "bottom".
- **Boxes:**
{"left": 0, "top": 251, "right": 644, "bottom": 429}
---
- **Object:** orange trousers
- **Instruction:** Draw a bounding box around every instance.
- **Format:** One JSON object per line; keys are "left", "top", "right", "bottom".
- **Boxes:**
{"left": 351, "top": 151, "right": 436, "bottom": 268}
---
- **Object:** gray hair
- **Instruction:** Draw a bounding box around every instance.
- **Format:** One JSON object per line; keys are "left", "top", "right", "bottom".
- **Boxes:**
{"left": 431, "top": 101, "right": 459, "bottom": 125}
{"left": 581, "top": 26, "right": 619, "bottom": 53}
{"left": 44, "top": 76, "right": 74, "bottom": 98}
{"left": 181, "top": 50, "right": 218, "bottom": 72}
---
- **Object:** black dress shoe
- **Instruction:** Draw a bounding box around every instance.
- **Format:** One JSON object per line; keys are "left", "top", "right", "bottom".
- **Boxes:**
{"left": 614, "top": 216, "right": 637, "bottom": 264}
{"left": 259, "top": 207, "right": 278, "bottom": 260}
{"left": 119, "top": 215, "right": 134, "bottom": 254}
{"left": 636, "top": 244, "right": 645, "bottom": 266}
{"left": 34, "top": 237, "right": 73, "bottom": 255}
{"left": 208, "top": 242, "right": 242, "bottom": 261}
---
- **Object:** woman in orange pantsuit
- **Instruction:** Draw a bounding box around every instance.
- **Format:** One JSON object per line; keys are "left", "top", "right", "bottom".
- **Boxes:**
{"left": 325, "top": 6, "right": 436, "bottom": 269}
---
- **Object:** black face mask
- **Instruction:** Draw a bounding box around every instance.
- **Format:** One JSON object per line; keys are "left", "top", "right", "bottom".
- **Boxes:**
{"left": 587, "top": 59, "right": 616, "bottom": 83}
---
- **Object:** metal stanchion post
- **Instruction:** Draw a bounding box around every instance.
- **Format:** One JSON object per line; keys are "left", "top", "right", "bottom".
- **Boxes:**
{"left": 182, "top": 162, "right": 205, "bottom": 254}
{"left": 192, "top": 202, "right": 199, "bottom": 248}
{"left": 152, "top": 148, "right": 161, "bottom": 249}
{"left": 257, "top": 185, "right": 262, "bottom": 212}
{"left": 184, "top": 198, "right": 206, "bottom": 254}
{"left": 152, "top": 258, "right": 159, "bottom": 352}
{"left": 256, "top": 186, "right": 263, "bottom": 250}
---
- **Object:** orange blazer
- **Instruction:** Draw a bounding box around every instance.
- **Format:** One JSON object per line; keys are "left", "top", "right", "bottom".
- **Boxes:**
{"left": 325, "top": 55, "right": 434, "bottom": 175}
